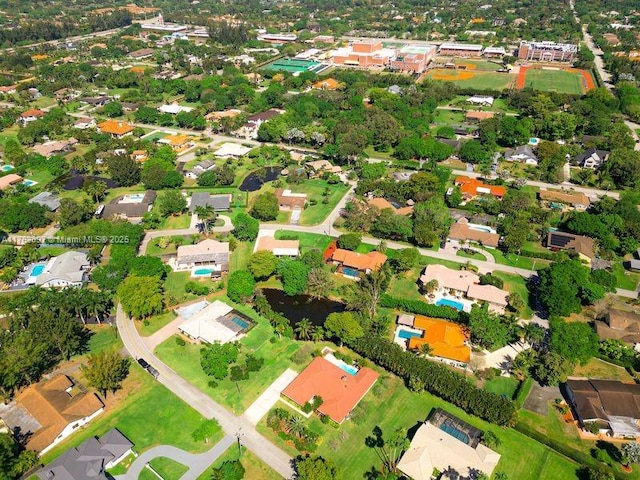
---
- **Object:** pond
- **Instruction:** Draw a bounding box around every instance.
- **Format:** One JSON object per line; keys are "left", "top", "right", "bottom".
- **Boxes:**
{"left": 261, "top": 288, "right": 345, "bottom": 327}
{"left": 239, "top": 166, "right": 281, "bottom": 192}
{"left": 50, "top": 174, "right": 119, "bottom": 191}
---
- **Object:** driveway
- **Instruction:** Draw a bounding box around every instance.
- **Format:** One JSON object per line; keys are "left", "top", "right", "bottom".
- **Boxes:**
{"left": 472, "top": 341, "right": 530, "bottom": 374}
{"left": 243, "top": 369, "right": 298, "bottom": 425}
{"left": 115, "top": 436, "right": 235, "bottom": 480}
{"left": 523, "top": 382, "right": 562, "bottom": 416}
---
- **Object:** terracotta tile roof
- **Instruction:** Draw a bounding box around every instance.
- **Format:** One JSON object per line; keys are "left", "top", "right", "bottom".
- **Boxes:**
{"left": 256, "top": 236, "right": 300, "bottom": 255}
{"left": 448, "top": 218, "right": 500, "bottom": 247}
{"left": 16, "top": 375, "right": 104, "bottom": 452}
{"left": 367, "top": 197, "right": 413, "bottom": 216}
{"left": 419, "top": 264, "right": 479, "bottom": 292}
{"left": 20, "top": 109, "right": 45, "bottom": 118}
{"left": 163, "top": 134, "right": 190, "bottom": 146}
{"left": 465, "top": 111, "right": 495, "bottom": 121}
{"left": 408, "top": 316, "right": 471, "bottom": 362}
{"left": 331, "top": 249, "right": 387, "bottom": 271}
{"left": 98, "top": 120, "right": 134, "bottom": 136}
{"left": 454, "top": 176, "right": 506, "bottom": 199}
{"left": 0, "top": 173, "right": 23, "bottom": 190}
{"left": 282, "top": 357, "right": 379, "bottom": 423}
{"left": 539, "top": 189, "right": 590, "bottom": 207}
{"left": 312, "top": 78, "right": 340, "bottom": 90}
{"left": 466, "top": 284, "right": 508, "bottom": 307}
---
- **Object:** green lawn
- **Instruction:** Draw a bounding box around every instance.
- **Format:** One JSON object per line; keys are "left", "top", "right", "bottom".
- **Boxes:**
{"left": 160, "top": 213, "right": 191, "bottom": 230}
{"left": 387, "top": 267, "right": 425, "bottom": 302}
{"left": 456, "top": 249, "right": 487, "bottom": 261}
{"left": 164, "top": 271, "right": 194, "bottom": 303}
{"left": 490, "top": 248, "right": 549, "bottom": 271}
{"left": 424, "top": 70, "right": 516, "bottom": 91}
{"left": 0, "top": 125, "right": 20, "bottom": 144}
{"left": 84, "top": 325, "right": 121, "bottom": 355}
{"left": 275, "top": 230, "right": 333, "bottom": 252}
{"left": 257, "top": 373, "right": 579, "bottom": 480}
{"left": 433, "top": 109, "right": 466, "bottom": 124}
{"left": 298, "top": 180, "right": 350, "bottom": 226}
{"left": 148, "top": 457, "right": 189, "bottom": 479}
{"left": 572, "top": 357, "right": 634, "bottom": 383}
{"left": 483, "top": 376, "right": 520, "bottom": 399}
{"left": 40, "top": 366, "right": 221, "bottom": 465}
{"left": 524, "top": 68, "right": 585, "bottom": 95}
{"left": 138, "top": 310, "right": 177, "bottom": 337}
{"left": 492, "top": 271, "right": 534, "bottom": 319}
{"left": 146, "top": 235, "right": 194, "bottom": 256}
{"left": 230, "top": 240, "right": 254, "bottom": 271}
{"left": 612, "top": 262, "right": 640, "bottom": 290}
{"left": 364, "top": 146, "right": 395, "bottom": 161}
{"left": 196, "top": 445, "right": 281, "bottom": 480}
{"left": 155, "top": 295, "right": 301, "bottom": 414}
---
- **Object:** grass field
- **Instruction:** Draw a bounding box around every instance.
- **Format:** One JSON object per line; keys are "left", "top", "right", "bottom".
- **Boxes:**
{"left": 298, "top": 180, "right": 350, "bottom": 226}
{"left": 456, "top": 249, "right": 487, "bottom": 261}
{"left": 433, "top": 109, "right": 466, "bottom": 124}
{"left": 572, "top": 357, "right": 635, "bottom": 383}
{"left": 137, "top": 310, "right": 177, "bottom": 337}
{"left": 197, "top": 446, "right": 281, "bottom": 480}
{"left": 155, "top": 295, "right": 301, "bottom": 414}
{"left": 40, "top": 366, "right": 221, "bottom": 465}
{"left": 148, "top": 457, "right": 189, "bottom": 479}
{"left": 257, "top": 373, "right": 579, "bottom": 480}
{"left": 492, "top": 271, "right": 534, "bottom": 319}
{"left": 523, "top": 68, "right": 586, "bottom": 95}
{"left": 230, "top": 240, "right": 254, "bottom": 271}
{"left": 483, "top": 376, "right": 520, "bottom": 399}
{"left": 387, "top": 267, "right": 425, "bottom": 302}
{"left": 274, "top": 230, "right": 333, "bottom": 252}
{"left": 612, "top": 262, "right": 640, "bottom": 290}
{"left": 424, "top": 70, "right": 515, "bottom": 90}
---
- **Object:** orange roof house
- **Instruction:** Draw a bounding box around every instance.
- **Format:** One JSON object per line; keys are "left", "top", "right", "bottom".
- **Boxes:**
{"left": 408, "top": 316, "right": 471, "bottom": 363}
{"left": 0, "top": 173, "right": 23, "bottom": 190}
{"left": 282, "top": 357, "right": 379, "bottom": 424}
{"left": 329, "top": 249, "right": 387, "bottom": 274}
{"left": 98, "top": 120, "right": 134, "bottom": 137}
{"left": 465, "top": 111, "right": 495, "bottom": 122}
{"left": 312, "top": 78, "right": 341, "bottom": 90}
{"left": 159, "top": 133, "right": 193, "bottom": 152}
{"left": 368, "top": 197, "right": 414, "bottom": 216}
{"left": 10, "top": 375, "right": 104, "bottom": 453}
{"left": 454, "top": 176, "right": 506, "bottom": 201}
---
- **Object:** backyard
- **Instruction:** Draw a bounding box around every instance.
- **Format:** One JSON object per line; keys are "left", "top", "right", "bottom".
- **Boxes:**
{"left": 196, "top": 446, "right": 281, "bottom": 480}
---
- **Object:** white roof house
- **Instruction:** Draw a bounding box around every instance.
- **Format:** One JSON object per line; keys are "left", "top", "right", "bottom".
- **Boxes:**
{"left": 467, "top": 95, "right": 494, "bottom": 106}
{"left": 35, "top": 251, "right": 90, "bottom": 288}
{"left": 397, "top": 422, "right": 500, "bottom": 480}
{"left": 157, "top": 104, "right": 194, "bottom": 114}
{"left": 255, "top": 236, "right": 300, "bottom": 257}
{"left": 214, "top": 142, "right": 252, "bottom": 158}
{"left": 178, "top": 300, "right": 242, "bottom": 344}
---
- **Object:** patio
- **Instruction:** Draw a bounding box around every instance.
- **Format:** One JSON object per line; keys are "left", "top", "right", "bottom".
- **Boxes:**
{"left": 430, "top": 291, "right": 475, "bottom": 313}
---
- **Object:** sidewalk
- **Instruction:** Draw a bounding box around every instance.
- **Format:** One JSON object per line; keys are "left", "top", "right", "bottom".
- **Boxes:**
{"left": 243, "top": 368, "right": 298, "bottom": 425}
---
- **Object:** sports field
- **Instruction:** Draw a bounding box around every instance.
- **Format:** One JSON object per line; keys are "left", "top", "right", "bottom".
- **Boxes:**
{"left": 261, "top": 58, "right": 328, "bottom": 74}
{"left": 423, "top": 69, "right": 516, "bottom": 90}
{"left": 517, "top": 66, "right": 594, "bottom": 94}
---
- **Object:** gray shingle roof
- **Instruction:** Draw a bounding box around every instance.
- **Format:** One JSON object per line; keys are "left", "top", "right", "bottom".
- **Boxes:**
{"left": 189, "top": 192, "right": 231, "bottom": 213}
{"left": 29, "top": 191, "right": 61, "bottom": 211}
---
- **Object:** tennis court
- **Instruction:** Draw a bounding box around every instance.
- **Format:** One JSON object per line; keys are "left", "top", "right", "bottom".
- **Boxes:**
{"left": 262, "top": 58, "right": 329, "bottom": 74}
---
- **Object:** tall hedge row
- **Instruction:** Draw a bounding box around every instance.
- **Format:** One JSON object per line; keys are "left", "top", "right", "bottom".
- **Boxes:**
{"left": 380, "top": 294, "right": 461, "bottom": 321}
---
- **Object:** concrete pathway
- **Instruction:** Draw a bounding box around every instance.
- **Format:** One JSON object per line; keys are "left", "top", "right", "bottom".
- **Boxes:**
{"left": 243, "top": 369, "right": 298, "bottom": 425}
{"left": 143, "top": 313, "right": 183, "bottom": 351}
{"left": 115, "top": 435, "right": 235, "bottom": 480}
{"left": 472, "top": 341, "right": 530, "bottom": 374}
{"left": 116, "top": 305, "right": 295, "bottom": 479}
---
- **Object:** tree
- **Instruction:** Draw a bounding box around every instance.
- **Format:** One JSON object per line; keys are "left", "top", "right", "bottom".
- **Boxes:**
{"left": 104, "top": 101, "right": 123, "bottom": 117}
{"left": 523, "top": 323, "right": 545, "bottom": 348}
{"left": 337, "top": 127, "right": 368, "bottom": 163}
{"left": 0, "top": 433, "right": 37, "bottom": 480}
{"left": 295, "top": 455, "right": 338, "bottom": 480}
{"left": 413, "top": 198, "right": 451, "bottom": 247}
{"left": 227, "top": 270, "right": 255, "bottom": 302}
{"left": 586, "top": 466, "right": 615, "bottom": 480}
{"left": 106, "top": 154, "right": 140, "bottom": 186}
{"left": 211, "top": 460, "right": 245, "bottom": 480}
{"left": 277, "top": 259, "right": 310, "bottom": 296}
{"left": 233, "top": 213, "right": 259, "bottom": 241}
{"left": 365, "top": 426, "right": 410, "bottom": 474}
{"left": 372, "top": 209, "right": 413, "bottom": 242}
{"left": 250, "top": 192, "right": 279, "bottom": 221}
{"left": 325, "top": 312, "right": 364, "bottom": 344}
{"left": 0, "top": 201, "right": 49, "bottom": 233}
{"left": 81, "top": 350, "right": 130, "bottom": 397}
{"left": 195, "top": 205, "right": 217, "bottom": 235}
{"left": 158, "top": 190, "right": 187, "bottom": 216}
{"left": 58, "top": 198, "right": 92, "bottom": 229}
{"left": 84, "top": 179, "right": 107, "bottom": 203}
{"left": 622, "top": 442, "right": 640, "bottom": 466}
{"left": 468, "top": 305, "right": 513, "bottom": 351}
{"left": 307, "top": 267, "right": 332, "bottom": 299}
{"left": 4, "top": 138, "right": 26, "bottom": 165}
{"left": 248, "top": 251, "right": 278, "bottom": 279}
{"left": 117, "top": 275, "right": 164, "bottom": 319}
{"left": 191, "top": 419, "right": 220, "bottom": 444}
{"left": 295, "top": 319, "right": 314, "bottom": 341}
{"left": 349, "top": 268, "right": 389, "bottom": 319}
{"left": 392, "top": 248, "right": 420, "bottom": 271}
{"left": 603, "top": 149, "right": 640, "bottom": 189}
{"left": 200, "top": 342, "right": 239, "bottom": 380}
{"left": 459, "top": 140, "right": 490, "bottom": 163}
{"left": 532, "top": 351, "right": 573, "bottom": 386}
{"left": 337, "top": 233, "right": 362, "bottom": 251}
{"left": 549, "top": 318, "right": 599, "bottom": 365}
{"left": 129, "top": 255, "right": 169, "bottom": 279}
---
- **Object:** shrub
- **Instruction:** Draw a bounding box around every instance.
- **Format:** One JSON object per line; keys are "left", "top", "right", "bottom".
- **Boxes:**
{"left": 337, "top": 233, "right": 362, "bottom": 251}
{"left": 175, "top": 336, "right": 186, "bottom": 346}
{"left": 185, "top": 281, "right": 210, "bottom": 296}
{"left": 380, "top": 294, "right": 460, "bottom": 321}
{"left": 207, "top": 379, "right": 218, "bottom": 388}
{"left": 245, "top": 354, "right": 264, "bottom": 372}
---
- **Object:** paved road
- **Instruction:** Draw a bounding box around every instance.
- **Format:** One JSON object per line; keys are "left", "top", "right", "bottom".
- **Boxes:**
{"left": 116, "top": 305, "right": 295, "bottom": 479}
{"left": 1, "top": 27, "right": 123, "bottom": 54}
{"left": 625, "top": 119, "right": 640, "bottom": 151}
{"left": 115, "top": 436, "right": 235, "bottom": 480}
{"left": 138, "top": 215, "right": 232, "bottom": 255}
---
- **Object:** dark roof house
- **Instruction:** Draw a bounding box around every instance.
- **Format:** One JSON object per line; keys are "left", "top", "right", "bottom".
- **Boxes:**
{"left": 35, "top": 429, "right": 133, "bottom": 480}
{"left": 101, "top": 191, "right": 156, "bottom": 223}
{"left": 564, "top": 379, "right": 640, "bottom": 437}
{"left": 545, "top": 231, "right": 595, "bottom": 263}
{"left": 595, "top": 309, "right": 640, "bottom": 344}
{"left": 575, "top": 148, "right": 609, "bottom": 169}
{"left": 189, "top": 192, "right": 231, "bottom": 213}
{"left": 29, "top": 191, "right": 61, "bottom": 211}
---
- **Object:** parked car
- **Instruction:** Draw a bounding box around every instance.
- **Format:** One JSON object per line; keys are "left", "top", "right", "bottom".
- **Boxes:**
{"left": 147, "top": 365, "right": 159, "bottom": 378}
{"left": 137, "top": 358, "right": 150, "bottom": 369}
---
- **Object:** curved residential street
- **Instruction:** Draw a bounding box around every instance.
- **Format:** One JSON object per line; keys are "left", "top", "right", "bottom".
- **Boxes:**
{"left": 116, "top": 305, "right": 296, "bottom": 479}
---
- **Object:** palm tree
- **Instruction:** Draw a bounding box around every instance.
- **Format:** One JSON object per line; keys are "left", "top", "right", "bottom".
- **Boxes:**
{"left": 195, "top": 205, "right": 217, "bottom": 235}
{"left": 419, "top": 343, "right": 432, "bottom": 356}
{"left": 85, "top": 180, "right": 107, "bottom": 203}
{"left": 286, "top": 415, "right": 306, "bottom": 439}
{"left": 295, "top": 319, "right": 313, "bottom": 341}
{"left": 311, "top": 327, "right": 325, "bottom": 342}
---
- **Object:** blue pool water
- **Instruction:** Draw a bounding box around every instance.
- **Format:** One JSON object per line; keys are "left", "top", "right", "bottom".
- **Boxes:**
{"left": 22, "top": 180, "right": 37, "bottom": 187}
{"left": 469, "top": 225, "right": 493, "bottom": 233}
{"left": 440, "top": 424, "right": 470, "bottom": 444}
{"left": 1, "top": 165, "right": 14, "bottom": 172}
{"left": 342, "top": 267, "right": 360, "bottom": 277}
{"left": 31, "top": 264, "right": 45, "bottom": 276}
{"left": 398, "top": 329, "right": 422, "bottom": 340}
{"left": 193, "top": 268, "right": 213, "bottom": 276}
{"left": 231, "top": 316, "right": 249, "bottom": 330}
{"left": 436, "top": 298, "right": 465, "bottom": 311}
{"left": 529, "top": 137, "right": 539, "bottom": 145}
{"left": 334, "top": 359, "right": 358, "bottom": 376}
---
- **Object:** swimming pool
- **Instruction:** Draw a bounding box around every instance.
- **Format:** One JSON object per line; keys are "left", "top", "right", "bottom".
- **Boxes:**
{"left": 440, "top": 423, "right": 470, "bottom": 444}
{"left": 22, "top": 180, "right": 37, "bottom": 187}
{"left": 30, "top": 264, "right": 45, "bottom": 276}
{"left": 193, "top": 268, "right": 213, "bottom": 276}
{"left": 398, "top": 328, "right": 422, "bottom": 340}
{"left": 335, "top": 359, "right": 358, "bottom": 376}
{"left": 121, "top": 193, "right": 145, "bottom": 204}
{"left": 468, "top": 225, "right": 495, "bottom": 233}
{"left": 1, "top": 165, "right": 14, "bottom": 172}
{"left": 342, "top": 267, "right": 360, "bottom": 278}
{"left": 436, "top": 298, "right": 465, "bottom": 311}
{"left": 231, "top": 316, "right": 250, "bottom": 330}
{"left": 529, "top": 137, "right": 540, "bottom": 145}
